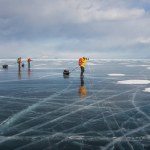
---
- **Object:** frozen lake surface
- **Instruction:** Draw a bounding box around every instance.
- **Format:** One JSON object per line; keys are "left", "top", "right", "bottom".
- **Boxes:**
{"left": 0, "top": 59, "right": 150, "bottom": 150}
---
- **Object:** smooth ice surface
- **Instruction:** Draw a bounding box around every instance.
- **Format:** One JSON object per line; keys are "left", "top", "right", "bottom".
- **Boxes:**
{"left": 0, "top": 59, "right": 150, "bottom": 150}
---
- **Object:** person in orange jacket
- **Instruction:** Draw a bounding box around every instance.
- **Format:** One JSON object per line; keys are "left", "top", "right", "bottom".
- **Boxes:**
{"left": 27, "top": 58, "right": 32, "bottom": 69}
{"left": 79, "top": 57, "right": 89, "bottom": 77}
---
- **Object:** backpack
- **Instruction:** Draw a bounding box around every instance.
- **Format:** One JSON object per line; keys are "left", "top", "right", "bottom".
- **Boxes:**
{"left": 79, "top": 58, "right": 82, "bottom": 66}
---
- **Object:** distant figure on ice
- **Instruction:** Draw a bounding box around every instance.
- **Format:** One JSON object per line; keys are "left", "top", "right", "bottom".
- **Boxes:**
{"left": 79, "top": 77, "right": 87, "bottom": 98}
{"left": 17, "top": 57, "right": 21, "bottom": 71}
{"left": 79, "top": 57, "right": 89, "bottom": 77}
{"left": 27, "top": 58, "right": 32, "bottom": 69}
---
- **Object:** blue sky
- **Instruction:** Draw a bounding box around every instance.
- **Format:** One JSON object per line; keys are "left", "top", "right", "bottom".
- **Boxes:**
{"left": 0, "top": 0, "right": 150, "bottom": 59}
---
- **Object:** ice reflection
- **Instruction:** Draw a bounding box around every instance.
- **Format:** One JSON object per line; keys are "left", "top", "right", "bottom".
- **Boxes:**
{"left": 79, "top": 77, "right": 87, "bottom": 98}
{"left": 18, "top": 69, "right": 21, "bottom": 79}
{"left": 63, "top": 74, "right": 69, "bottom": 79}
{"left": 28, "top": 68, "right": 31, "bottom": 78}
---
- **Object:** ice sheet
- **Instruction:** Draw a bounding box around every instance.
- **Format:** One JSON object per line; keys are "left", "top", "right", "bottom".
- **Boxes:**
{"left": 0, "top": 59, "right": 150, "bottom": 150}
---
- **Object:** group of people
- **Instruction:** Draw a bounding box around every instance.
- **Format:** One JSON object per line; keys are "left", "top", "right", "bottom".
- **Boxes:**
{"left": 17, "top": 56, "right": 89, "bottom": 97}
{"left": 17, "top": 57, "right": 32, "bottom": 70}
{"left": 17, "top": 56, "right": 89, "bottom": 77}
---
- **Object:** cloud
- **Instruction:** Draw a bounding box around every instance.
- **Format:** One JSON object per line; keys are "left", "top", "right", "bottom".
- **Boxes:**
{"left": 135, "top": 37, "right": 150, "bottom": 44}
{"left": 73, "top": 8, "right": 145, "bottom": 23}
{"left": 0, "top": 0, "right": 150, "bottom": 58}
{"left": 1, "top": 0, "right": 145, "bottom": 23}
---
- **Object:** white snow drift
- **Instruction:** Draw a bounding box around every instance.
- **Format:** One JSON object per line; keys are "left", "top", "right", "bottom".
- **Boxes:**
{"left": 117, "top": 80, "right": 150, "bottom": 85}
{"left": 108, "top": 74, "right": 125, "bottom": 76}
{"left": 143, "top": 88, "right": 150, "bottom": 93}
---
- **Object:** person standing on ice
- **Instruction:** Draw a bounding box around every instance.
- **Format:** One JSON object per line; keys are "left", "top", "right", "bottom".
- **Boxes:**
{"left": 17, "top": 57, "right": 21, "bottom": 71}
{"left": 79, "top": 57, "right": 89, "bottom": 77}
{"left": 27, "top": 58, "right": 32, "bottom": 69}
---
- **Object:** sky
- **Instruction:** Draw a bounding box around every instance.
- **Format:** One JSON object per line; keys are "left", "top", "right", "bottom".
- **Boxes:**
{"left": 0, "top": 0, "right": 150, "bottom": 59}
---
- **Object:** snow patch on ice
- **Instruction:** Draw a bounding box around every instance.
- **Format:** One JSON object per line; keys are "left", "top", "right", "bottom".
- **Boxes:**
{"left": 34, "top": 64, "right": 47, "bottom": 67}
{"left": 8, "top": 65, "right": 15, "bottom": 66}
{"left": 87, "top": 62, "right": 97, "bottom": 65}
{"left": 32, "top": 68, "right": 50, "bottom": 70}
{"left": 143, "top": 88, "right": 150, "bottom": 92}
{"left": 140, "top": 65, "right": 150, "bottom": 67}
{"left": 108, "top": 74, "right": 125, "bottom": 76}
{"left": 125, "top": 65, "right": 138, "bottom": 67}
{"left": 118, "top": 80, "right": 150, "bottom": 85}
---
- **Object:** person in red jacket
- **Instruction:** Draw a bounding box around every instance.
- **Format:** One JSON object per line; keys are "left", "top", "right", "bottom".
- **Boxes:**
{"left": 79, "top": 57, "right": 89, "bottom": 77}
{"left": 27, "top": 58, "right": 32, "bottom": 69}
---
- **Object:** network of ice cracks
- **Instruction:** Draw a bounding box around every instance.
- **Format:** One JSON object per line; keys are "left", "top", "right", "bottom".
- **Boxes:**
{"left": 0, "top": 59, "right": 150, "bottom": 150}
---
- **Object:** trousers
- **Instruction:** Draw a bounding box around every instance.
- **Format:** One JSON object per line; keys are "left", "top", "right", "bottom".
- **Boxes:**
{"left": 80, "top": 66, "right": 84, "bottom": 76}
